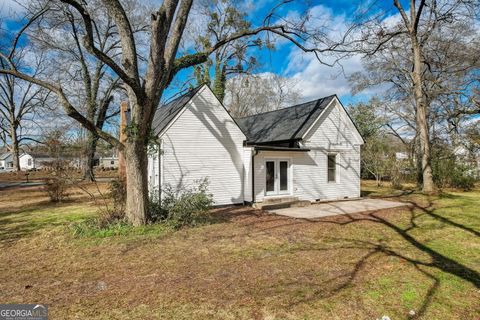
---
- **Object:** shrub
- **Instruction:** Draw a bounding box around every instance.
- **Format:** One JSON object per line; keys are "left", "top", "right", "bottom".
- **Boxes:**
{"left": 44, "top": 177, "right": 69, "bottom": 202}
{"left": 450, "top": 166, "right": 476, "bottom": 191}
{"left": 432, "top": 155, "right": 476, "bottom": 191}
{"left": 150, "top": 178, "right": 214, "bottom": 227}
{"left": 95, "top": 178, "right": 127, "bottom": 228}
{"left": 148, "top": 186, "right": 168, "bottom": 222}
{"left": 109, "top": 178, "right": 127, "bottom": 213}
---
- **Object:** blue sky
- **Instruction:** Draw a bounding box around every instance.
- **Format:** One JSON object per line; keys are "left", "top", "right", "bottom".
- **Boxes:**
{"left": 173, "top": 0, "right": 406, "bottom": 105}
{"left": 0, "top": 0, "right": 407, "bottom": 106}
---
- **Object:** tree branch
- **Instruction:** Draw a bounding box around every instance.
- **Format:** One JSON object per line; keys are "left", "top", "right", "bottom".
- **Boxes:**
{"left": 394, "top": 0, "right": 412, "bottom": 33}
{"left": 59, "top": 0, "right": 142, "bottom": 97}
{"left": 173, "top": 25, "right": 335, "bottom": 75}
{"left": 0, "top": 69, "right": 122, "bottom": 149}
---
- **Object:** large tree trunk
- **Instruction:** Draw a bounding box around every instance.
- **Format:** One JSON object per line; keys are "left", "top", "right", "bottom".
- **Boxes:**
{"left": 83, "top": 131, "right": 98, "bottom": 181}
{"left": 124, "top": 138, "right": 149, "bottom": 226}
{"left": 10, "top": 125, "right": 20, "bottom": 172}
{"left": 118, "top": 101, "right": 128, "bottom": 180}
{"left": 411, "top": 38, "right": 435, "bottom": 193}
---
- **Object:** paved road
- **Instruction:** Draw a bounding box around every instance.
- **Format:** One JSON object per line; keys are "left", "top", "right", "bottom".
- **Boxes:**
{"left": 0, "top": 181, "right": 46, "bottom": 190}
{"left": 0, "top": 177, "right": 115, "bottom": 190}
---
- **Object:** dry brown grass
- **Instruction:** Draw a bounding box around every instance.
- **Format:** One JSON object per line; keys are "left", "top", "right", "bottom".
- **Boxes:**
{"left": 0, "top": 182, "right": 479, "bottom": 319}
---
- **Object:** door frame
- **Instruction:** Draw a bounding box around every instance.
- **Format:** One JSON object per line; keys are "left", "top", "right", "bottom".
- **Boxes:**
{"left": 264, "top": 157, "right": 292, "bottom": 196}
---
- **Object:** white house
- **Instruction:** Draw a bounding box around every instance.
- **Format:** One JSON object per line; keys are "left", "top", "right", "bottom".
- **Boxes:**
{"left": 454, "top": 145, "right": 480, "bottom": 178}
{"left": 147, "top": 85, "right": 364, "bottom": 205}
{"left": 98, "top": 156, "right": 119, "bottom": 169}
{"left": 19, "top": 152, "right": 56, "bottom": 170}
{"left": 0, "top": 152, "right": 14, "bottom": 171}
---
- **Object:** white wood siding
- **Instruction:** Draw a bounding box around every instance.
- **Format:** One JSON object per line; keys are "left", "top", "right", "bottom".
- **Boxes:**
{"left": 243, "top": 147, "right": 253, "bottom": 202}
{"left": 253, "top": 101, "right": 362, "bottom": 202}
{"left": 159, "top": 87, "right": 247, "bottom": 205}
{"left": 19, "top": 154, "right": 34, "bottom": 170}
{"left": 147, "top": 149, "right": 160, "bottom": 198}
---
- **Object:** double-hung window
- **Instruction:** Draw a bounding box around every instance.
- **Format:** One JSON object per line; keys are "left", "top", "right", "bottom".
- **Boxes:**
{"left": 327, "top": 154, "right": 336, "bottom": 182}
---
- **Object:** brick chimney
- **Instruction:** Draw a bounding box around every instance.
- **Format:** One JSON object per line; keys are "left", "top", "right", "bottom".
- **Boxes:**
{"left": 118, "top": 101, "right": 128, "bottom": 180}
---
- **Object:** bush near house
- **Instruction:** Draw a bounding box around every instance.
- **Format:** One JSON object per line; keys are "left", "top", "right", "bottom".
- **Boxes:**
{"left": 149, "top": 178, "right": 214, "bottom": 227}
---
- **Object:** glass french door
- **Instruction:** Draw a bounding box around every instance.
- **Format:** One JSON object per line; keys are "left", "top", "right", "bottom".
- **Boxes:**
{"left": 265, "top": 159, "right": 290, "bottom": 195}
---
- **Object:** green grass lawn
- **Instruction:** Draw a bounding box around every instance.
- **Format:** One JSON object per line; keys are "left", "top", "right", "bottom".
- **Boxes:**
{"left": 0, "top": 181, "right": 479, "bottom": 319}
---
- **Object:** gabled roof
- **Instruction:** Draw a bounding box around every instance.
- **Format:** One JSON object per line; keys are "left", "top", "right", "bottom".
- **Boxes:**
{"left": 21, "top": 152, "right": 52, "bottom": 159}
{"left": 235, "top": 95, "right": 336, "bottom": 144}
{"left": 0, "top": 152, "right": 11, "bottom": 160}
{"left": 152, "top": 85, "right": 204, "bottom": 135}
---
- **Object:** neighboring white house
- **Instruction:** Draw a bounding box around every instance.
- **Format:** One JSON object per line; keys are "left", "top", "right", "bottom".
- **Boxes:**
{"left": 454, "top": 145, "right": 480, "bottom": 178}
{"left": 19, "top": 152, "right": 56, "bottom": 170}
{"left": 395, "top": 152, "right": 409, "bottom": 161}
{"left": 147, "top": 85, "right": 364, "bottom": 205}
{"left": 98, "top": 156, "right": 119, "bottom": 169}
{"left": 0, "top": 152, "right": 14, "bottom": 171}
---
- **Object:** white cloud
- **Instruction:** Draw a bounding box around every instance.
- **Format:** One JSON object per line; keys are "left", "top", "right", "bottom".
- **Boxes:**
{"left": 277, "top": 5, "right": 363, "bottom": 101}
{"left": 277, "top": 4, "right": 398, "bottom": 102}
{"left": 286, "top": 53, "right": 364, "bottom": 102}
{"left": 0, "top": 0, "right": 26, "bottom": 17}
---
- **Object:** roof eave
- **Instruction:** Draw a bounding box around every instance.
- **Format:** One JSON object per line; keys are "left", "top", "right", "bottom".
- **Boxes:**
{"left": 244, "top": 138, "right": 302, "bottom": 146}
{"left": 253, "top": 145, "right": 311, "bottom": 152}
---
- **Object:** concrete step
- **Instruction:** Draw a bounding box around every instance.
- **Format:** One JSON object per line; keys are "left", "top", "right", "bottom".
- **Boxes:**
{"left": 262, "top": 196, "right": 297, "bottom": 204}
{"left": 254, "top": 199, "right": 311, "bottom": 211}
{"left": 290, "top": 200, "right": 311, "bottom": 208}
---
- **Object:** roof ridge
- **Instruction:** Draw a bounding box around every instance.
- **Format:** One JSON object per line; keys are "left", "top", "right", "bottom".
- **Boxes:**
{"left": 234, "top": 94, "right": 336, "bottom": 119}
{"left": 160, "top": 84, "right": 204, "bottom": 108}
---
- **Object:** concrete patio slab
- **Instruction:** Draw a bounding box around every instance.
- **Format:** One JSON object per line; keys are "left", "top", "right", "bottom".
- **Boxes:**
{"left": 270, "top": 198, "right": 408, "bottom": 219}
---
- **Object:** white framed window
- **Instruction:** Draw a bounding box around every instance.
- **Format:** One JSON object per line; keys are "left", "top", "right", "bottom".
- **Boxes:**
{"left": 327, "top": 154, "right": 336, "bottom": 182}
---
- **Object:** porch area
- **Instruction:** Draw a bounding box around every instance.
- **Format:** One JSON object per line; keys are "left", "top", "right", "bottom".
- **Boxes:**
{"left": 267, "top": 198, "right": 408, "bottom": 219}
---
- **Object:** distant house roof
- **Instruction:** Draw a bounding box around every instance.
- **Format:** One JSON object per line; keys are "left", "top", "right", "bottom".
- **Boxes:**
{"left": 152, "top": 85, "right": 204, "bottom": 135}
{"left": 0, "top": 152, "right": 11, "bottom": 160}
{"left": 235, "top": 95, "right": 336, "bottom": 144}
{"left": 22, "top": 152, "right": 52, "bottom": 159}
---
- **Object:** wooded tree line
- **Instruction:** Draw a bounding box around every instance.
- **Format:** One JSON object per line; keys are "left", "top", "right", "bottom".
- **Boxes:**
{"left": 348, "top": 0, "right": 480, "bottom": 189}
{"left": 0, "top": 0, "right": 478, "bottom": 225}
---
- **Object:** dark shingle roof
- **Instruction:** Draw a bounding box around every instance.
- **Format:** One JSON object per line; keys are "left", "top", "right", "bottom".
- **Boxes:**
{"left": 152, "top": 85, "right": 204, "bottom": 135}
{"left": 235, "top": 95, "right": 336, "bottom": 143}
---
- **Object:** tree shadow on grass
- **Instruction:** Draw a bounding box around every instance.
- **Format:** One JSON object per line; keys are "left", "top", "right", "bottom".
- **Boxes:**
{"left": 404, "top": 199, "right": 480, "bottom": 237}
{"left": 317, "top": 206, "right": 480, "bottom": 287}
{"left": 210, "top": 199, "right": 479, "bottom": 317}
{"left": 301, "top": 205, "right": 478, "bottom": 317}
{"left": 255, "top": 236, "right": 441, "bottom": 318}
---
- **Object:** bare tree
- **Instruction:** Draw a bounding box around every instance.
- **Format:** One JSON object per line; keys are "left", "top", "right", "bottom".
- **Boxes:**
{"left": 0, "top": 0, "right": 341, "bottom": 225}
{"left": 348, "top": 0, "right": 479, "bottom": 192}
{"left": 27, "top": 0, "right": 151, "bottom": 181}
{"left": 0, "top": 10, "right": 49, "bottom": 172}
{"left": 191, "top": 0, "right": 266, "bottom": 101}
{"left": 225, "top": 73, "right": 300, "bottom": 118}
